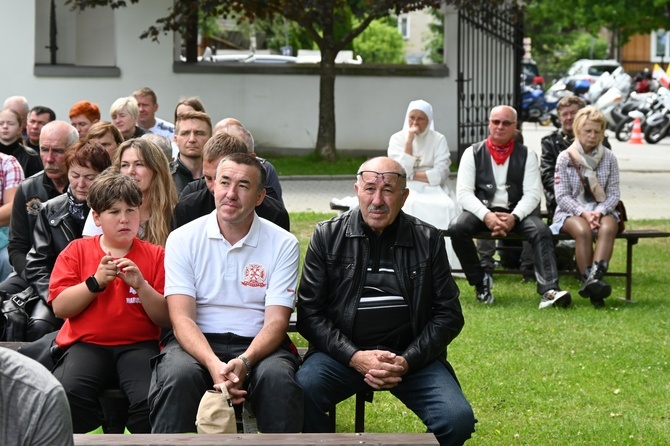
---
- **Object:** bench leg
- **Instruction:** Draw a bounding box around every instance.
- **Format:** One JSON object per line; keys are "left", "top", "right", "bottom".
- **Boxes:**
{"left": 621, "top": 237, "right": 639, "bottom": 302}
{"left": 355, "top": 392, "right": 366, "bottom": 432}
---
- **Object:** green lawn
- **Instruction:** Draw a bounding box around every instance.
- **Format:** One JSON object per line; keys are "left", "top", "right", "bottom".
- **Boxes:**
{"left": 262, "top": 154, "right": 367, "bottom": 176}
{"left": 289, "top": 214, "right": 670, "bottom": 445}
{"left": 263, "top": 153, "right": 459, "bottom": 176}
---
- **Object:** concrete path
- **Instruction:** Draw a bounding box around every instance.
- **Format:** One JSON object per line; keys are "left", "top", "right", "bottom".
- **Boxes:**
{"left": 281, "top": 125, "right": 670, "bottom": 219}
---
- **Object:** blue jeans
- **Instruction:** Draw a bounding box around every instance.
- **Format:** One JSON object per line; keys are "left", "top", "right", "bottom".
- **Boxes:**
{"left": 0, "top": 246, "right": 11, "bottom": 282}
{"left": 296, "top": 352, "right": 475, "bottom": 446}
{"left": 450, "top": 211, "right": 561, "bottom": 295}
{"left": 149, "top": 333, "right": 303, "bottom": 433}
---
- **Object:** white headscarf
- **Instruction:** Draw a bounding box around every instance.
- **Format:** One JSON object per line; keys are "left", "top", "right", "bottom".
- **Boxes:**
{"left": 402, "top": 99, "right": 435, "bottom": 136}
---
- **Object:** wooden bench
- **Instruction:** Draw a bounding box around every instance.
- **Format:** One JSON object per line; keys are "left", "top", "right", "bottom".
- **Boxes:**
{"left": 0, "top": 340, "right": 371, "bottom": 434}
{"left": 442, "top": 229, "right": 670, "bottom": 301}
{"left": 72, "top": 433, "right": 439, "bottom": 445}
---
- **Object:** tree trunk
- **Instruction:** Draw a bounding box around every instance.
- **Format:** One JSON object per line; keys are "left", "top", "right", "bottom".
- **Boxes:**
{"left": 185, "top": 6, "right": 199, "bottom": 63}
{"left": 316, "top": 50, "right": 337, "bottom": 162}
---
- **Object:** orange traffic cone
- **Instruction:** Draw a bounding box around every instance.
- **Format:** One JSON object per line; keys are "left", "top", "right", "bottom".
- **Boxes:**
{"left": 630, "top": 118, "right": 644, "bottom": 145}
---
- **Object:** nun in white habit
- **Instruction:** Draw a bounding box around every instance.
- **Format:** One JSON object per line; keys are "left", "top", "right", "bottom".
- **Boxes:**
{"left": 388, "top": 99, "right": 462, "bottom": 270}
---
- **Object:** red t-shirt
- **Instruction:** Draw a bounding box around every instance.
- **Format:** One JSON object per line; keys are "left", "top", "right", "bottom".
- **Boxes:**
{"left": 48, "top": 235, "right": 165, "bottom": 349}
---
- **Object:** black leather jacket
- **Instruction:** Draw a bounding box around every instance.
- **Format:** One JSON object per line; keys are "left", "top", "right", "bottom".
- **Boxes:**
{"left": 297, "top": 209, "right": 464, "bottom": 373}
{"left": 25, "top": 193, "right": 87, "bottom": 304}
{"left": 170, "top": 156, "right": 195, "bottom": 195}
{"left": 8, "top": 172, "right": 65, "bottom": 276}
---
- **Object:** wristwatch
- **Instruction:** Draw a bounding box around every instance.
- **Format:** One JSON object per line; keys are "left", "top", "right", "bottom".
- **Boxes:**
{"left": 237, "top": 354, "right": 252, "bottom": 378}
{"left": 513, "top": 214, "right": 520, "bottom": 224}
{"left": 85, "top": 275, "right": 106, "bottom": 293}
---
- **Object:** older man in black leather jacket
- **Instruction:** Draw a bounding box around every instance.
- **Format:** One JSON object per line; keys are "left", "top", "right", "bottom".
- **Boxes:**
{"left": 296, "top": 157, "right": 475, "bottom": 446}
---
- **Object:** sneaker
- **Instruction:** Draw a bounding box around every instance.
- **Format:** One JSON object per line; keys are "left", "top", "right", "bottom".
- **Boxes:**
{"left": 475, "top": 273, "right": 494, "bottom": 304}
{"left": 539, "top": 290, "right": 572, "bottom": 309}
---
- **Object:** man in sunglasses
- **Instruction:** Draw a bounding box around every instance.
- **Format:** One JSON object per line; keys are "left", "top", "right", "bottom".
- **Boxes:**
{"left": 296, "top": 157, "right": 476, "bottom": 445}
{"left": 449, "top": 105, "right": 571, "bottom": 309}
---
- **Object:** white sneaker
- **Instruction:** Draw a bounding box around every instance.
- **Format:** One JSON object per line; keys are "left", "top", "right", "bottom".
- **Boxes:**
{"left": 539, "top": 290, "right": 571, "bottom": 309}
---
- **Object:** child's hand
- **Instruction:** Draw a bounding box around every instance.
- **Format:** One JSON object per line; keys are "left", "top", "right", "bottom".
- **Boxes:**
{"left": 95, "top": 252, "right": 119, "bottom": 289}
{"left": 114, "top": 258, "right": 145, "bottom": 291}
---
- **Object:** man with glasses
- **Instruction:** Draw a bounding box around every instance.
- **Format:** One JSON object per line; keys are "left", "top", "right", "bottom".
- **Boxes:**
{"left": 296, "top": 157, "right": 475, "bottom": 445}
{"left": 449, "top": 105, "right": 571, "bottom": 309}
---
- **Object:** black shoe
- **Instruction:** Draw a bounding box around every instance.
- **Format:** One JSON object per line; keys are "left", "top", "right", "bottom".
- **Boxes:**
{"left": 590, "top": 297, "right": 605, "bottom": 308}
{"left": 579, "top": 261, "right": 611, "bottom": 300}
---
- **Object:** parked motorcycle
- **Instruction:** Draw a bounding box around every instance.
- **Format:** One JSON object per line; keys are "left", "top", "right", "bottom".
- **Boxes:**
{"left": 521, "top": 84, "right": 552, "bottom": 126}
{"left": 613, "top": 92, "right": 657, "bottom": 141}
{"left": 590, "top": 68, "right": 633, "bottom": 130}
{"left": 643, "top": 87, "right": 670, "bottom": 144}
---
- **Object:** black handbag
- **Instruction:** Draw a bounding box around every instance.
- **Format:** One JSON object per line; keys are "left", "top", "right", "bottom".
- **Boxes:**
{"left": 0, "top": 286, "right": 41, "bottom": 341}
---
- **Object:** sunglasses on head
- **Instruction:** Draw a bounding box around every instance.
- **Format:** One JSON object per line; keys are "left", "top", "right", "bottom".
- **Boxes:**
{"left": 490, "top": 119, "right": 516, "bottom": 127}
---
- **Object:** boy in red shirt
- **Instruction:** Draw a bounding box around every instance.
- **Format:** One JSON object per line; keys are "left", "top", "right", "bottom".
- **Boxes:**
{"left": 49, "top": 171, "right": 169, "bottom": 433}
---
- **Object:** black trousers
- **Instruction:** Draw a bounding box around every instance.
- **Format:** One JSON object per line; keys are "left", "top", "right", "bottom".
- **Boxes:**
{"left": 52, "top": 341, "right": 158, "bottom": 433}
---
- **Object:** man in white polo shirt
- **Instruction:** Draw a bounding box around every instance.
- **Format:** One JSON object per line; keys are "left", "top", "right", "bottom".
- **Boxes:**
{"left": 149, "top": 153, "right": 303, "bottom": 433}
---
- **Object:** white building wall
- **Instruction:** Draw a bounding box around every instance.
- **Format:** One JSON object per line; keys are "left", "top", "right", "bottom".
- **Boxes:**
{"left": 3, "top": 0, "right": 459, "bottom": 156}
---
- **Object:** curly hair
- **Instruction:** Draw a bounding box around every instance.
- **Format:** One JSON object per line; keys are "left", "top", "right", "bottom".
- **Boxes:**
{"left": 69, "top": 101, "right": 101, "bottom": 122}
{"left": 112, "top": 138, "right": 177, "bottom": 246}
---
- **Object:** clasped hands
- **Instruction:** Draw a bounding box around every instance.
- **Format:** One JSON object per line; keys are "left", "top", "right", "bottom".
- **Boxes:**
{"left": 484, "top": 211, "right": 516, "bottom": 237}
{"left": 211, "top": 358, "right": 249, "bottom": 404}
{"left": 349, "top": 350, "right": 409, "bottom": 390}
{"left": 580, "top": 210, "right": 602, "bottom": 230}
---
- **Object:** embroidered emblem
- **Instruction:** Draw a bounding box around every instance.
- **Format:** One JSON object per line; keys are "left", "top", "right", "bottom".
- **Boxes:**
{"left": 241, "top": 263, "right": 267, "bottom": 288}
{"left": 26, "top": 198, "right": 43, "bottom": 216}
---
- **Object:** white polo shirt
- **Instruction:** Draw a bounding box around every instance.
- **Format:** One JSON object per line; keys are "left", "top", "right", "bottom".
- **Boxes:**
{"left": 165, "top": 211, "right": 299, "bottom": 337}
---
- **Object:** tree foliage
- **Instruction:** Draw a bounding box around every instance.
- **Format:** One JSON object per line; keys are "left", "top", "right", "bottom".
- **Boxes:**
{"left": 66, "top": 0, "right": 512, "bottom": 161}
{"left": 526, "top": 0, "right": 670, "bottom": 82}
{"left": 353, "top": 19, "right": 406, "bottom": 64}
{"left": 424, "top": 8, "right": 444, "bottom": 64}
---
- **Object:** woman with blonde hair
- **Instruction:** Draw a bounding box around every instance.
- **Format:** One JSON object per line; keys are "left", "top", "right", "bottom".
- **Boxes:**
{"left": 551, "top": 106, "right": 621, "bottom": 308}
{"left": 83, "top": 139, "right": 176, "bottom": 247}
{"left": 110, "top": 97, "right": 146, "bottom": 140}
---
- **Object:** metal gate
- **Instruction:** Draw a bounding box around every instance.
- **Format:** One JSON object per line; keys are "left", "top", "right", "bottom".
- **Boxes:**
{"left": 456, "top": 4, "right": 524, "bottom": 160}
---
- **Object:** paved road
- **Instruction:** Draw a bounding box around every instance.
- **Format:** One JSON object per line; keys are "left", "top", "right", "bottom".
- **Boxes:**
{"left": 282, "top": 125, "right": 670, "bottom": 219}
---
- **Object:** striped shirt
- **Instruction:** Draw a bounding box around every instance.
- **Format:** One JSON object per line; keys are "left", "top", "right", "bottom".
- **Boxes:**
{"left": 352, "top": 221, "right": 412, "bottom": 350}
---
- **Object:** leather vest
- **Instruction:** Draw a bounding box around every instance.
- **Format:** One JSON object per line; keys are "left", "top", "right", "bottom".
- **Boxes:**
{"left": 472, "top": 140, "right": 527, "bottom": 211}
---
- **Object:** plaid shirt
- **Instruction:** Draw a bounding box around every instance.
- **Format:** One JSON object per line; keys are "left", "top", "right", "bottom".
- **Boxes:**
{"left": 553, "top": 147, "right": 620, "bottom": 224}
{"left": 0, "top": 153, "right": 24, "bottom": 206}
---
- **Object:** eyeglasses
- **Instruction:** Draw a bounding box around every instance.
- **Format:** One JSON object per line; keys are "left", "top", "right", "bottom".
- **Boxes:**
{"left": 489, "top": 119, "right": 516, "bottom": 127}
{"left": 357, "top": 170, "right": 406, "bottom": 186}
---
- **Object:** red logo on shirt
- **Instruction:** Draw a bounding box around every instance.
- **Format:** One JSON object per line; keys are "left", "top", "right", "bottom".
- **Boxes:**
{"left": 241, "top": 263, "right": 267, "bottom": 288}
